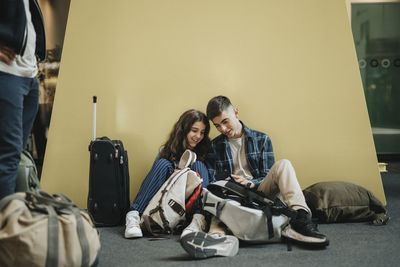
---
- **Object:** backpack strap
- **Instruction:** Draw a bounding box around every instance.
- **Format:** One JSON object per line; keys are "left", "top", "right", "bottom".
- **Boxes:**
{"left": 261, "top": 205, "right": 274, "bottom": 239}
{"left": 141, "top": 214, "right": 158, "bottom": 236}
{"left": 148, "top": 186, "right": 173, "bottom": 234}
{"left": 216, "top": 199, "right": 227, "bottom": 218}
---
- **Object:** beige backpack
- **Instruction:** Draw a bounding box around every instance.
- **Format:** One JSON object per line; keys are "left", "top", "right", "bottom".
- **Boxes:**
{"left": 140, "top": 150, "right": 202, "bottom": 235}
{"left": 0, "top": 190, "right": 101, "bottom": 267}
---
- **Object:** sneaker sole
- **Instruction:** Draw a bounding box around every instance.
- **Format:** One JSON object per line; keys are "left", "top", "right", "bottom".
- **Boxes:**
{"left": 282, "top": 225, "right": 329, "bottom": 247}
{"left": 124, "top": 231, "right": 143, "bottom": 239}
{"left": 180, "top": 232, "right": 239, "bottom": 259}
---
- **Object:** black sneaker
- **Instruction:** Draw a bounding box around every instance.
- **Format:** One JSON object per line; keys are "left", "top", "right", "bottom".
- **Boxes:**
{"left": 282, "top": 209, "right": 329, "bottom": 248}
{"left": 180, "top": 231, "right": 239, "bottom": 259}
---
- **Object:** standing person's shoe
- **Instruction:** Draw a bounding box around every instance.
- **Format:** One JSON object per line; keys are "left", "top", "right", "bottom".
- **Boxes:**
{"left": 181, "top": 213, "right": 207, "bottom": 238}
{"left": 180, "top": 231, "right": 239, "bottom": 259}
{"left": 282, "top": 209, "right": 329, "bottom": 247}
{"left": 124, "top": 210, "right": 143, "bottom": 238}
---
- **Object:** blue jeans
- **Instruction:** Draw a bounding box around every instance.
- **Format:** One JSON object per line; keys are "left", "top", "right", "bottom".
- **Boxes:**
{"left": 130, "top": 158, "right": 210, "bottom": 214}
{"left": 0, "top": 71, "right": 39, "bottom": 199}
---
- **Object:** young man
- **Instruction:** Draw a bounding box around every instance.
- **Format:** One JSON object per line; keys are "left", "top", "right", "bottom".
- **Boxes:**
{"left": 0, "top": 0, "right": 46, "bottom": 200}
{"left": 181, "top": 95, "right": 328, "bottom": 258}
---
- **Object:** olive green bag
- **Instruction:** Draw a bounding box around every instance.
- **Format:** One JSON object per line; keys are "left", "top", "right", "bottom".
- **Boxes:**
{"left": 303, "top": 181, "right": 389, "bottom": 225}
{"left": 15, "top": 149, "right": 40, "bottom": 192}
{"left": 0, "top": 190, "right": 101, "bottom": 267}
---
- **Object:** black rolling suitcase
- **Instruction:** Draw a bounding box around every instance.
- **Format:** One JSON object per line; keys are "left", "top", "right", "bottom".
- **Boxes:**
{"left": 88, "top": 96, "right": 130, "bottom": 226}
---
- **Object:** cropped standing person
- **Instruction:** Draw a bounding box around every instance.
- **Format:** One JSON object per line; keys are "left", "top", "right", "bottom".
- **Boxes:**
{"left": 0, "top": 0, "right": 46, "bottom": 200}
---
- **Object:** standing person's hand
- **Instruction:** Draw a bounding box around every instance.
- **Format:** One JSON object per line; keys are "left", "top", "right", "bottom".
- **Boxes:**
{"left": 0, "top": 45, "right": 17, "bottom": 65}
{"left": 230, "top": 174, "right": 255, "bottom": 188}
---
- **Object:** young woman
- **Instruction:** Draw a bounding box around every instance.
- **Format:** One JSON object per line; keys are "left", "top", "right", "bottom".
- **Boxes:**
{"left": 125, "top": 109, "right": 211, "bottom": 238}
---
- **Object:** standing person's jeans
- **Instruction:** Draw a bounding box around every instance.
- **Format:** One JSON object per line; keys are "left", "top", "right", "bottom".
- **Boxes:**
{"left": 130, "top": 158, "right": 210, "bottom": 214}
{"left": 0, "top": 71, "right": 39, "bottom": 199}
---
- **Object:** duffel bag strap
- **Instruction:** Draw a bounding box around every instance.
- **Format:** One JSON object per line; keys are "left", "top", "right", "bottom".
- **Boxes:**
{"left": 72, "top": 208, "right": 90, "bottom": 267}
{"left": 53, "top": 192, "right": 73, "bottom": 203}
{"left": 27, "top": 190, "right": 74, "bottom": 211}
{"left": 44, "top": 205, "right": 59, "bottom": 267}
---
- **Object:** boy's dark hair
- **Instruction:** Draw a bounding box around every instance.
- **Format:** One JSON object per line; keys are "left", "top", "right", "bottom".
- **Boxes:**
{"left": 206, "top": 95, "right": 233, "bottom": 120}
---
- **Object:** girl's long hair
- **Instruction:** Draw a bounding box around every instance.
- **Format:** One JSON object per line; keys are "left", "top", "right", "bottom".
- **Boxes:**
{"left": 159, "top": 109, "right": 210, "bottom": 162}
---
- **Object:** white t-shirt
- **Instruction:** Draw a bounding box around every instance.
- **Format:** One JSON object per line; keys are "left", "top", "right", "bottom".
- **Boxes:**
{"left": 228, "top": 134, "right": 253, "bottom": 180}
{"left": 0, "top": 0, "right": 38, "bottom": 78}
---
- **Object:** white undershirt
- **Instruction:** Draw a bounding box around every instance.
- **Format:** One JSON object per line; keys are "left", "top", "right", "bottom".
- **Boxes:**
{"left": 228, "top": 134, "right": 253, "bottom": 180}
{"left": 0, "top": 0, "right": 38, "bottom": 78}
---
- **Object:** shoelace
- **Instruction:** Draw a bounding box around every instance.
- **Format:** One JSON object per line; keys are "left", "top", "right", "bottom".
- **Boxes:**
{"left": 126, "top": 216, "right": 139, "bottom": 226}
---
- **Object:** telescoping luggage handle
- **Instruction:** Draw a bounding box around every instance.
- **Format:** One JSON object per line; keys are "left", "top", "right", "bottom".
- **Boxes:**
{"left": 92, "top": 96, "right": 97, "bottom": 141}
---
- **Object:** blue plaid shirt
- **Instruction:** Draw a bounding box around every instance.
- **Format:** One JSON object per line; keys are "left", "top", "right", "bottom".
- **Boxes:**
{"left": 205, "top": 121, "right": 275, "bottom": 188}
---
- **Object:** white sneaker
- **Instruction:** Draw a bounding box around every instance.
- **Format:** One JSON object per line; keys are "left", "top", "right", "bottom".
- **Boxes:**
{"left": 124, "top": 210, "right": 143, "bottom": 238}
{"left": 180, "top": 232, "right": 239, "bottom": 259}
{"left": 180, "top": 214, "right": 206, "bottom": 238}
{"left": 180, "top": 215, "right": 239, "bottom": 259}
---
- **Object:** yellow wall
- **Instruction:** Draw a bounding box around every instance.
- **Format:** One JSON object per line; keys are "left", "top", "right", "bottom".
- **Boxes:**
{"left": 41, "top": 0, "right": 386, "bottom": 207}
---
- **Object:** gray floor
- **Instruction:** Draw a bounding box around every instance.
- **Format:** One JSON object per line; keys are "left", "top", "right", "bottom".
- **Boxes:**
{"left": 97, "top": 162, "right": 400, "bottom": 267}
